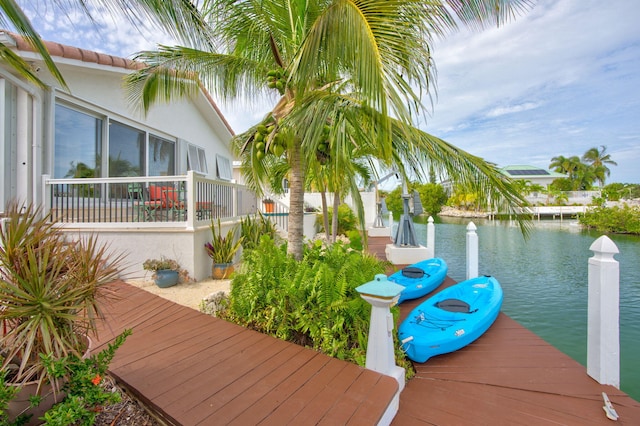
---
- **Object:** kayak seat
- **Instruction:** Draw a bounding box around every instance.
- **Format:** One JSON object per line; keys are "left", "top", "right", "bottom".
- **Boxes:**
{"left": 401, "top": 267, "right": 429, "bottom": 279}
{"left": 436, "top": 298, "right": 473, "bottom": 313}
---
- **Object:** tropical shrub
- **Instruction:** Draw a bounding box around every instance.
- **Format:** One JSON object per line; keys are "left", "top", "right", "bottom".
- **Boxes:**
{"left": 222, "top": 237, "right": 412, "bottom": 375}
{"left": 0, "top": 329, "right": 131, "bottom": 425}
{"left": 579, "top": 205, "right": 640, "bottom": 234}
{"left": 240, "top": 212, "right": 277, "bottom": 251}
{"left": 318, "top": 204, "right": 358, "bottom": 236}
{"left": 204, "top": 219, "right": 243, "bottom": 264}
{"left": 602, "top": 183, "right": 640, "bottom": 201}
{"left": 385, "top": 182, "right": 448, "bottom": 218}
{"left": 0, "top": 202, "right": 123, "bottom": 391}
{"left": 416, "top": 183, "right": 449, "bottom": 216}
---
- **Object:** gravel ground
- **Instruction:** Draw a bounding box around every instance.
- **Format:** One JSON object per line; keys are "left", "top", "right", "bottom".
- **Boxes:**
{"left": 126, "top": 277, "right": 231, "bottom": 310}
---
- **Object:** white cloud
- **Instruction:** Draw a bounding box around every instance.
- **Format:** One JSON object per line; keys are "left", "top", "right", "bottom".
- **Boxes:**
{"left": 486, "top": 102, "right": 541, "bottom": 118}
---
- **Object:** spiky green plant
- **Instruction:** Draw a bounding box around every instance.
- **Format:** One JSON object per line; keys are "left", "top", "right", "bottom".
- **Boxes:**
{"left": 204, "top": 219, "right": 243, "bottom": 264}
{"left": 0, "top": 202, "right": 124, "bottom": 391}
{"left": 239, "top": 213, "right": 277, "bottom": 252}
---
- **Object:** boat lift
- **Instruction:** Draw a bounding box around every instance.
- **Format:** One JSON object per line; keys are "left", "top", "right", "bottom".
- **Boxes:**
{"left": 393, "top": 177, "right": 423, "bottom": 247}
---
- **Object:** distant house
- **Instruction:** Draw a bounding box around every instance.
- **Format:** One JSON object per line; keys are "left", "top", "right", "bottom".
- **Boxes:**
{"left": 0, "top": 31, "right": 256, "bottom": 280}
{"left": 499, "top": 165, "right": 566, "bottom": 189}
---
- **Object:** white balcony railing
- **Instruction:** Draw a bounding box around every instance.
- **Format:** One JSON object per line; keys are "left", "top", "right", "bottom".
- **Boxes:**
{"left": 42, "top": 171, "right": 257, "bottom": 229}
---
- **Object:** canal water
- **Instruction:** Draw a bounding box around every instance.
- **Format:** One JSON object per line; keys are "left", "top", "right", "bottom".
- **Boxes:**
{"left": 403, "top": 216, "right": 640, "bottom": 402}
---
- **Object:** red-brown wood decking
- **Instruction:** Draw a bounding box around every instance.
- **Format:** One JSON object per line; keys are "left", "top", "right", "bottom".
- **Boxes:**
{"left": 93, "top": 282, "right": 398, "bottom": 425}
{"left": 93, "top": 236, "right": 640, "bottom": 425}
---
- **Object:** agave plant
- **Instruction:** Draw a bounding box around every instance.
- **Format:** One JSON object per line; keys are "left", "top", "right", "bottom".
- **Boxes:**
{"left": 0, "top": 202, "right": 123, "bottom": 391}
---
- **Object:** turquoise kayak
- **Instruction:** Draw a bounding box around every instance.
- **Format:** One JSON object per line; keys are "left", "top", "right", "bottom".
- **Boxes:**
{"left": 398, "top": 275, "right": 503, "bottom": 363}
{"left": 387, "top": 258, "right": 448, "bottom": 304}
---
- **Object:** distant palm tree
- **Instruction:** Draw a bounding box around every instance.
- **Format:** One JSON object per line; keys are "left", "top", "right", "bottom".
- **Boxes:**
{"left": 549, "top": 155, "right": 579, "bottom": 176}
{"left": 582, "top": 145, "right": 617, "bottom": 187}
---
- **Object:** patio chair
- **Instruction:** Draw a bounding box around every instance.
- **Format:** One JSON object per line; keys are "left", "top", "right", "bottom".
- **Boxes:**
{"left": 162, "top": 186, "right": 186, "bottom": 220}
{"left": 132, "top": 184, "right": 163, "bottom": 221}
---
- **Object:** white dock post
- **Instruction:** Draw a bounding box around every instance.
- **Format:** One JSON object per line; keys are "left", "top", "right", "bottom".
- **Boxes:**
{"left": 356, "top": 274, "right": 406, "bottom": 425}
{"left": 587, "top": 235, "right": 620, "bottom": 388}
{"left": 426, "top": 216, "right": 435, "bottom": 259}
{"left": 466, "top": 222, "right": 478, "bottom": 280}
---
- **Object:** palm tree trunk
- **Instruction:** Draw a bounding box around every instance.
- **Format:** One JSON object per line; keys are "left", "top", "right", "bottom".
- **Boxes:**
{"left": 331, "top": 192, "right": 339, "bottom": 242}
{"left": 320, "top": 190, "right": 330, "bottom": 243}
{"left": 287, "top": 140, "right": 305, "bottom": 260}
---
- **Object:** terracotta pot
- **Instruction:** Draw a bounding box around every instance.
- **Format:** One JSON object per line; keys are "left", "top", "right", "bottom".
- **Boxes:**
{"left": 212, "top": 263, "right": 234, "bottom": 280}
{"left": 263, "top": 201, "right": 275, "bottom": 213}
{"left": 8, "top": 381, "right": 64, "bottom": 425}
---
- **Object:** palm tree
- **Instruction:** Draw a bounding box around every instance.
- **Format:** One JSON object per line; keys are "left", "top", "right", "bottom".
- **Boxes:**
{"left": 124, "top": 0, "right": 533, "bottom": 260}
{"left": 2, "top": 0, "right": 212, "bottom": 89}
{"left": 582, "top": 145, "right": 617, "bottom": 187}
{"left": 1, "top": 2, "right": 67, "bottom": 88}
{"left": 550, "top": 155, "right": 578, "bottom": 176}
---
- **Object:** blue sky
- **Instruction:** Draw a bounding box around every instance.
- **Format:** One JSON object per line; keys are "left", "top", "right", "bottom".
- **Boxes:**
{"left": 17, "top": 0, "right": 640, "bottom": 184}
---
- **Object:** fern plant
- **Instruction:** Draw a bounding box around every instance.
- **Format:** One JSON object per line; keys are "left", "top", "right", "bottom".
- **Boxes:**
{"left": 223, "top": 238, "right": 411, "bottom": 369}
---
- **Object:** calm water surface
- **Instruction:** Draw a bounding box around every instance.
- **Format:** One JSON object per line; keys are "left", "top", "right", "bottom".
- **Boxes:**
{"left": 400, "top": 216, "right": 640, "bottom": 402}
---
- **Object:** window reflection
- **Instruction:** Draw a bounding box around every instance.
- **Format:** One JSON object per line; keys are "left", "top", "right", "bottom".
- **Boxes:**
{"left": 109, "top": 121, "right": 144, "bottom": 177}
{"left": 149, "top": 135, "right": 175, "bottom": 176}
{"left": 54, "top": 105, "right": 102, "bottom": 178}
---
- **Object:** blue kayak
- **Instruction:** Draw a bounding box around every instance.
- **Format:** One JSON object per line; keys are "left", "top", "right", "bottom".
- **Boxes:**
{"left": 388, "top": 258, "right": 448, "bottom": 304}
{"left": 398, "top": 275, "right": 503, "bottom": 363}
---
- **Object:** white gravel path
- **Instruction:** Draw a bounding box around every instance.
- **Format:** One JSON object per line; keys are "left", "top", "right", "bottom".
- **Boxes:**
{"left": 126, "top": 278, "right": 231, "bottom": 311}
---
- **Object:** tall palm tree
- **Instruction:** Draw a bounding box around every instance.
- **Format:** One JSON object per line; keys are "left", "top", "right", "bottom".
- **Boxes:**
{"left": 549, "top": 155, "right": 576, "bottom": 176}
{"left": 125, "top": 0, "right": 533, "bottom": 260}
{"left": 582, "top": 145, "right": 617, "bottom": 187}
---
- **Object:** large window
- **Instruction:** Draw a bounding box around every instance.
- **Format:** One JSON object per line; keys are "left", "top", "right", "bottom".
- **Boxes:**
{"left": 55, "top": 102, "right": 179, "bottom": 178}
{"left": 109, "top": 121, "right": 144, "bottom": 177}
{"left": 148, "top": 135, "right": 175, "bottom": 176}
{"left": 54, "top": 105, "right": 102, "bottom": 178}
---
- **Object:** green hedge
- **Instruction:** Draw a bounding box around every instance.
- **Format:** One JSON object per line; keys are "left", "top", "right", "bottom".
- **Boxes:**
{"left": 579, "top": 205, "right": 640, "bottom": 234}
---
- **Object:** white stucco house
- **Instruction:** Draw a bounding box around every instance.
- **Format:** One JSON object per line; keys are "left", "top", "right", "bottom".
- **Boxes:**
{"left": 0, "top": 31, "right": 257, "bottom": 281}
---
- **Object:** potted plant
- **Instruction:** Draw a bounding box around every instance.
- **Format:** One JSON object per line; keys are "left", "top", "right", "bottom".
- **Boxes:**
{"left": 262, "top": 198, "right": 275, "bottom": 213}
{"left": 142, "top": 257, "right": 181, "bottom": 288}
{"left": 0, "top": 202, "right": 124, "bottom": 422}
{"left": 205, "top": 219, "right": 243, "bottom": 279}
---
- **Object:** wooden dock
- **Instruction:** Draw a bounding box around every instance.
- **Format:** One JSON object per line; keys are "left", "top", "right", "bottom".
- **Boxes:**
{"left": 92, "top": 236, "right": 640, "bottom": 425}
{"left": 368, "top": 236, "right": 640, "bottom": 425}
{"left": 93, "top": 282, "right": 398, "bottom": 425}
